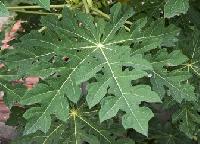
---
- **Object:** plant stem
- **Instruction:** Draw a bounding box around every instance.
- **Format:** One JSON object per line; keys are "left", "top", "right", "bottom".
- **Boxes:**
{"left": 11, "top": 9, "right": 61, "bottom": 16}
{"left": 7, "top": 3, "right": 132, "bottom": 31}
{"left": 91, "top": 7, "right": 132, "bottom": 25}
{"left": 7, "top": 3, "right": 83, "bottom": 16}
{"left": 91, "top": 7, "right": 110, "bottom": 19}
{"left": 86, "top": 0, "right": 93, "bottom": 7}
{"left": 82, "top": 0, "right": 90, "bottom": 13}
{"left": 91, "top": 7, "right": 132, "bottom": 31}
{"left": 7, "top": 4, "right": 69, "bottom": 10}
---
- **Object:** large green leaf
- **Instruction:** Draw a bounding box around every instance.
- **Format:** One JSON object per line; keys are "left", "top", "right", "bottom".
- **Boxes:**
{"left": 58, "top": 3, "right": 161, "bottom": 136}
{"left": 0, "top": 3, "right": 182, "bottom": 137}
{"left": 58, "top": 4, "right": 162, "bottom": 136}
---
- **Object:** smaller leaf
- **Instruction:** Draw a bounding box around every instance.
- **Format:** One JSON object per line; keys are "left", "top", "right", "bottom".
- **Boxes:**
{"left": 150, "top": 49, "right": 196, "bottom": 103}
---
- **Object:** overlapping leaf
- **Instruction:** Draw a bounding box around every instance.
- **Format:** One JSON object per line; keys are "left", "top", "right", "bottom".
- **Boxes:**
{"left": 179, "top": 28, "right": 200, "bottom": 77}
{"left": 131, "top": 19, "right": 179, "bottom": 55}
{"left": 173, "top": 27, "right": 200, "bottom": 140}
{"left": 149, "top": 49, "right": 197, "bottom": 103}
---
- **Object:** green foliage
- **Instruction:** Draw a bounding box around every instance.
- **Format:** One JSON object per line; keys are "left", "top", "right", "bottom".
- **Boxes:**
{"left": 9, "top": 104, "right": 135, "bottom": 144}
{"left": 0, "top": 0, "right": 200, "bottom": 143}
{"left": 164, "top": 0, "right": 190, "bottom": 18}
{"left": 150, "top": 49, "right": 196, "bottom": 103}
{"left": 2, "top": 3, "right": 163, "bottom": 136}
{"left": 172, "top": 103, "right": 200, "bottom": 138}
{"left": 0, "top": 1, "right": 9, "bottom": 16}
{"left": 148, "top": 122, "right": 193, "bottom": 144}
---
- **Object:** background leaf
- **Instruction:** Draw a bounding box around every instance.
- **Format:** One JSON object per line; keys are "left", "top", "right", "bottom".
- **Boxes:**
{"left": 164, "top": 0, "right": 189, "bottom": 18}
{"left": 34, "top": 0, "right": 50, "bottom": 10}
{"left": 0, "top": 1, "right": 9, "bottom": 16}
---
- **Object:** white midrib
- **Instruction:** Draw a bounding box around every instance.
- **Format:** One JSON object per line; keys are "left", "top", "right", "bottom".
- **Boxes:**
{"left": 99, "top": 47, "right": 144, "bottom": 132}
{"left": 78, "top": 115, "right": 111, "bottom": 143}
{"left": 103, "top": 15, "right": 125, "bottom": 43}
{"left": 11, "top": 52, "right": 54, "bottom": 63}
{"left": 42, "top": 124, "right": 63, "bottom": 144}
{"left": 51, "top": 23, "right": 96, "bottom": 45}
